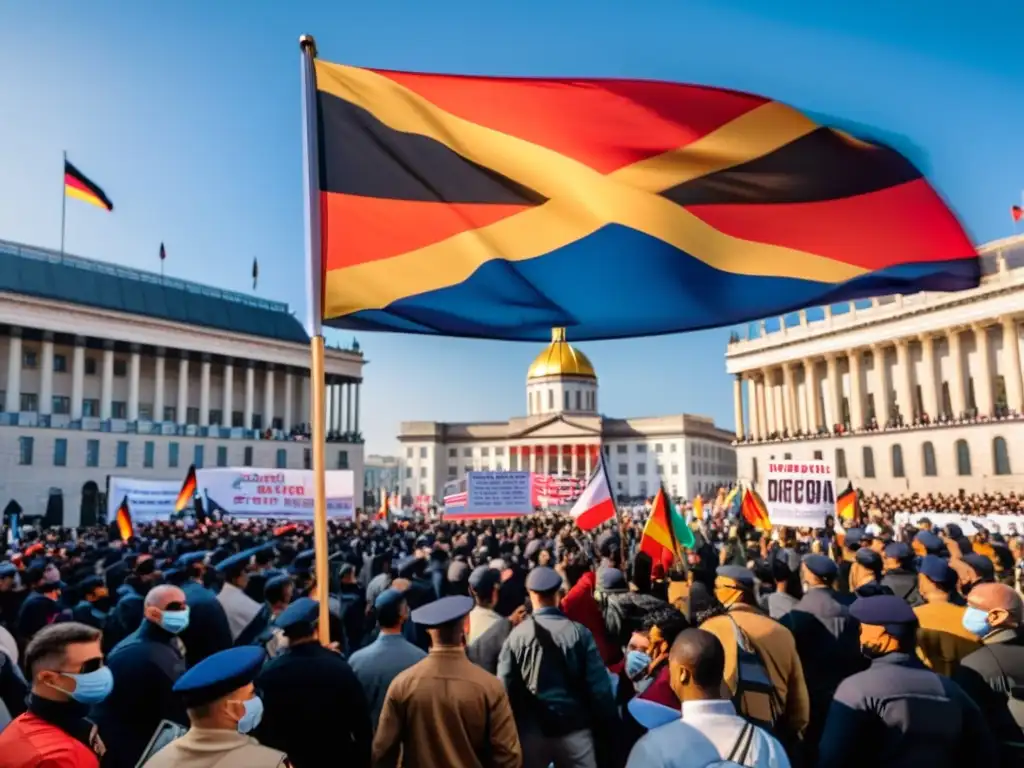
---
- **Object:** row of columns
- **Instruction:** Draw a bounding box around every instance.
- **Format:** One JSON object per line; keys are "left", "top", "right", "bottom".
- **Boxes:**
{"left": 325, "top": 380, "right": 361, "bottom": 434}
{"left": 509, "top": 445, "right": 597, "bottom": 477}
{"left": 733, "top": 317, "right": 1024, "bottom": 440}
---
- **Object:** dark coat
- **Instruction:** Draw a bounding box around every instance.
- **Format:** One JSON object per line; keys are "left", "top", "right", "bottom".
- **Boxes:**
{"left": 466, "top": 615, "right": 514, "bottom": 676}
{"left": 881, "top": 569, "right": 923, "bottom": 607}
{"left": 15, "top": 593, "right": 61, "bottom": 644}
{"left": 180, "top": 580, "right": 233, "bottom": 667}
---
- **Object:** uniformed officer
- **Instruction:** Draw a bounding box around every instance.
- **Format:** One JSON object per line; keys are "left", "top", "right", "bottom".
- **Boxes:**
{"left": 216, "top": 550, "right": 266, "bottom": 644}
{"left": 177, "top": 552, "right": 233, "bottom": 668}
{"left": 817, "top": 594, "right": 997, "bottom": 767}
{"left": 142, "top": 645, "right": 289, "bottom": 767}
{"left": 880, "top": 542, "right": 922, "bottom": 606}
{"left": 914, "top": 555, "right": 980, "bottom": 676}
{"left": 255, "top": 598, "right": 373, "bottom": 767}
{"left": 374, "top": 595, "right": 521, "bottom": 768}
{"left": 849, "top": 548, "right": 893, "bottom": 597}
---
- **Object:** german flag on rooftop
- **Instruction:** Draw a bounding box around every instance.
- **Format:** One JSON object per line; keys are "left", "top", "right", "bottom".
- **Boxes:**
{"left": 310, "top": 62, "right": 978, "bottom": 342}
{"left": 64, "top": 160, "right": 113, "bottom": 212}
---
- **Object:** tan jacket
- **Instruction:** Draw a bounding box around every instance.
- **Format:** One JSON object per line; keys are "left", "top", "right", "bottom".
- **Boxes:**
{"left": 701, "top": 603, "right": 810, "bottom": 739}
{"left": 373, "top": 646, "right": 521, "bottom": 768}
{"left": 914, "top": 599, "right": 981, "bottom": 676}
{"left": 141, "top": 727, "right": 289, "bottom": 768}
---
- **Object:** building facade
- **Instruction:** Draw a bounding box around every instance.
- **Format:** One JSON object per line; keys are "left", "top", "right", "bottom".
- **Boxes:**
{"left": 726, "top": 234, "right": 1024, "bottom": 495}
{"left": 0, "top": 239, "right": 365, "bottom": 525}
{"left": 363, "top": 454, "right": 404, "bottom": 508}
{"left": 399, "top": 328, "right": 736, "bottom": 503}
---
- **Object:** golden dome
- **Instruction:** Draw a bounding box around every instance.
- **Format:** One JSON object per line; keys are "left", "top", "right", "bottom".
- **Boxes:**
{"left": 526, "top": 328, "right": 597, "bottom": 380}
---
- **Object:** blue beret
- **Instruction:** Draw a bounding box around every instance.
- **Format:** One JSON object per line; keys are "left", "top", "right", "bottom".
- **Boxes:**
{"left": 849, "top": 595, "right": 918, "bottom": 627}
{"left": 884, "top": 542, "right": 911, "bottom": 561}
{"left": 526, "top": 566, "right": 563, "bottom": 593}
{"left": 801, "top": 554, "right": 838, "bottom": 580}
{"left": 914, "top": 530, "right": 944, "bottom": 554}
{"left": 468, "top": 566, "right": 501, "bottom": 595}
{"left": 919, "top": 555, "right": 954, "bottom": 587}
{"left": 374, "top": 587, "right": 406, "bottom": 612}
{"left": 960, "top": 553, "right": 995, "bottom": 581}
{"left": 78, "top": 575, "right": 104, "bottom": 593}
{"left": 175, "top": 551, "right": 209, "bottom": 568}
{"left": 0, "top": 562, "right": 18, "bottom": 578}
{"left": 844, "top": 528, "right": 867, "bottom": 547}
{"left": 410, "top": 595, "right": 474, "bottom": 627}
{"left": 289, "top": 549, "right": 315, "bottom": 575}
{"left": 598, "top": 567, "right": 628, "bottom": 592}
{"left": 274, "top": 597, "right": 319, "bottom": 635}
{"left": 716, "top": 565, "right": 755, "bottom": 589}
{"left": 523, "top": 540, "right": 545, "bottom": 561}
{"left": 855, "top": 548, "right": 883, "bottom": 571}
{"left": 172, "top": 646, "right": 266, "bottom": 708}
{"left": 215, "top": 550, "right": 254, "bottom": 575}
{"left": 264, "top": 574, "right": 292, "bottom": 593}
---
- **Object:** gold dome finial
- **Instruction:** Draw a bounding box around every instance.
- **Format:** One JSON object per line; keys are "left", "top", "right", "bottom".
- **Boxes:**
{"left": 527, "top": 327, "right": 596, "bottom": 380}
{"left": 552, "top": 327, "right": 566, "bottom": 342}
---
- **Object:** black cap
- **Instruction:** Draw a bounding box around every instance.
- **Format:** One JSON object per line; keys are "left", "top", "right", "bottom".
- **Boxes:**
{"left": 883, "top": 542, "right": 911, "bottom": 561}
{"left": 525, "top": 566, "right": 562, "bottom": 593}
{"left": 410, "top": 595, "right": 474, "bottom": 627}
{"left": 172, "top": 646, "right": 266, "bottom": 708}
{"left": 468, "top": 566, "right": 501, "bottom": 596}
{"left": 919, "top": 555, "right": 955, "bottom": 588}
{"left": 215, "top": 550, "right": 253, "bottom": 577}
{"left": 716, "top": 565, "right": 755, "bottom": 589}
{"left": 801, "top": 554, "right": 838, "bottom": 580}
{"left": 960, "top": 553, "right": 995, "bottom": 582}
{"left": 274, "top": 597, "right": 319, "bottom": 637}
{"left": 849, "top": 595, "right": 918, "bottom": 628}
{"left": 854, "top": 548, "right": 883, "bottom": 573}
{"left": 598, "top": 567, "right": 628, "bottom": 592}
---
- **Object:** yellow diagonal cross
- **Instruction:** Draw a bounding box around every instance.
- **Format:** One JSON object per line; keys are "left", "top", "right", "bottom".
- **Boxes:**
{"left": 316, "top": 62, "right": 867, "bottom": 318}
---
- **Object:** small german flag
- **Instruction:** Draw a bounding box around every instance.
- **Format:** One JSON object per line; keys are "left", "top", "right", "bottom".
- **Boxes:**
{"left": 64, "top": 159, "right": 113, "bottom": 212}
{"left": 376, "top": 487, "right": 389, "bottom": 521}
{"left": 836, "top": 482, "right": 858, "bottom": 522}
{"left": 175, "top": 464, "right": 197, "bottom": 513}
{"left": 741, "top": 488, "right": 773, "bottom": 532}
{"left": 115, "top": 496, "right": 133, "bottom": 542}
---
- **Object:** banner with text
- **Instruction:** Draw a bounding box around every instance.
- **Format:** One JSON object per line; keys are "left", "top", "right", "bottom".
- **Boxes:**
{"left": 196, "top": 468, "right": 355, "bottom": 520}
{"left": 894, "top": 512, "right": 1024, "bottom": 537}
{"left": 445, "top": 471, "right": 533, "bottom": 519}
{"left": 765, "top": 460, "right": 835, "bottom": 529}
{"left": 106, "top": 477, "right": 183, "bottom": 523}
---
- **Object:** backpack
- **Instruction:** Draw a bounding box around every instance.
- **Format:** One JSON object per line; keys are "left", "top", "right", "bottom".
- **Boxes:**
{"left": 707, "top": 721, "right": 758, "bottom": 767}
{"left": 726, "top": 615, "right": 782, "bottom": 734}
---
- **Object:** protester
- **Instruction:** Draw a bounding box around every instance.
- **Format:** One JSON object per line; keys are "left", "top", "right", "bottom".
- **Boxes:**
{"left": 913, "top": 555, "right": 980, "bottom": 675}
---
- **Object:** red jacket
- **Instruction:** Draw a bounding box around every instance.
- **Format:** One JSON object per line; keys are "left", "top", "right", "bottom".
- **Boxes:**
{"left": 561, "top": 570, "right": 623, "bottom": 668}
{"left": 0, "top": 711, "right": 100, "bottom": 768}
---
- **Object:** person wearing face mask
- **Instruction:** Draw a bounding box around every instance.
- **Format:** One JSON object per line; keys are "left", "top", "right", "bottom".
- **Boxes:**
{"left": 817, "top": 595, "right": 997, "bottom": 768}
{"left": 913, "top": 555, "right": 980, "bottom": 676}
{"left": 91, "top": 584, "right": 190, "bottom": 768}
{"left": 0, "top": 622, "right": 109, "bottom": 767}
{"left": 142, "top": 645, "right": 288, "bottom": 767}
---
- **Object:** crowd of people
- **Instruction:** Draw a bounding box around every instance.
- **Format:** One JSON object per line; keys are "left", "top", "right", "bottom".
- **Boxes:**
{"left": 0, "top": 492, "right": 1021, "bottom": 767}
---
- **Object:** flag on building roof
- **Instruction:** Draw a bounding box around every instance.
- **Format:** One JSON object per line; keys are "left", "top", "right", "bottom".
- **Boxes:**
{"left": 1012, "top": 205, "right": 1023, "bottom": 223}
{"left": 64, "top": 159, "right": 113, "bottom": 211}
{"left": 569, "top": 456, "right": 616, "bottom": 531}
{"left": 175, "top": 465, "right": 197, "bottom": 513}
{"left": 310, "top": 62, "right": 978, "bottom": 341}
{"left": 115, "top": 496, "right": 133, "bottom": 542}
{"left": 836, "top": 482, "right": 858, "bottom": 522}
{"left": 252, "top": 258, "right": 259, "bottom": 290}
{"left": 160, "top": 242, "right": 166, "bottom": 262}
{"left": 741, "top": 488, "right": 773, "bottom": 532}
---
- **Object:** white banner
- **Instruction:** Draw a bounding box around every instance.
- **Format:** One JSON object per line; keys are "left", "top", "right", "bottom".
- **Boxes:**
{"left": 106, "top": 477, "right": 182, "bottom": 523}
{"left": 894, "top": 512, "right": 1024, "bottom": 537}
{"left": 196, "top": 468, "right": 354, "bottom": 520}
{"left": 764, "top": 459, "right": 835, "bottom": 529}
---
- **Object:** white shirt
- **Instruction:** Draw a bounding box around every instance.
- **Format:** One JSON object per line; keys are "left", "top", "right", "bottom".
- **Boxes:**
{"left": 626, "top": 699, "right": 790, "bottom": 768}
{"left": 467, "top": 605, "right": 503, "bottom": 644}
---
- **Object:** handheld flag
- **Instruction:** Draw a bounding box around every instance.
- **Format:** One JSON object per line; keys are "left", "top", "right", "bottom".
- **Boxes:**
{"left": 115, "top": 496, "right": 133, "bottom": 542}
{"left": 252, "top": 258, "right": 259, "bottom": 290}
{"left": 740, "top": 488, "right": 773, "bottom": 532}
{"left": 568, "top": 455, "right": 616, "bottom": 531}
{"left": 175, "top": 465, "right": 197, "bottom": 513}
{"left": 310, "top": 62, "right": 977, "bottom": 341}
{"left": 64, "top": 159, "right": 113, "bottom": 212}
{"left": 639, "top": 486, "right": 683, "bottom": 569}
{"left": 376, "top": 487, "right": 389, "bottom": 521}
{"left": 836, "top": 482, "right": 858, "bottom": 522}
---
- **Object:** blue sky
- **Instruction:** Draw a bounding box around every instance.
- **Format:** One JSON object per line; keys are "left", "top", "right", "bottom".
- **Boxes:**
{"left": 1, "top": 2, "right": 1022, "bottom": 455}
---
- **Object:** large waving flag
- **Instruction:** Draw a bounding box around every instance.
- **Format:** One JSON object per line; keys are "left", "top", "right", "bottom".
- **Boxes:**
{"left": 64, "top": 159, "right": 113, "bottom": 212}
{"left": 836, "top": 482, "right": 858, "bottom": 522}
{"left": 741, "top": 488, "right": 773, "bottom": 532}
{"left": 114, "top": 496, "right": 133, "bottom": 542}
{"left": 640, "top": 486, "right": 682, "bottom": 568}
{"left": 310, "top": 62, "right": 977, "bottom": 341}
{"left": 569, "top": 456, "right": 616, "bottom": 531}
{"left": 175, "top": 465, "right": 197, "bottom": 513}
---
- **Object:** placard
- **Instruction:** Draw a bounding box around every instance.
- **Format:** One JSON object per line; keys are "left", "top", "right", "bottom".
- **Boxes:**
{"left": 106, "top": 477, "right": 183, "bottom": 523}
{"left": 764, "top": 460, "right": 835, "bottom": 529}
{"left": 441, "top": 471, "right": 533, "bottom": 518}
{"left": 196, "top": 468, "right": 354, "bottom": 519}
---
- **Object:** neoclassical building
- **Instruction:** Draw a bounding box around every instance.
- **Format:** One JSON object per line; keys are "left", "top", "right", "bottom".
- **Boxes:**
{"left": 399, "top": 328, "right": 736, "bottom": 503}
{"left": 727, "top": 234, "right": 1024, "bottom": 494}
{"left": 0, "top": 238, "right": 365, "bottom": 525}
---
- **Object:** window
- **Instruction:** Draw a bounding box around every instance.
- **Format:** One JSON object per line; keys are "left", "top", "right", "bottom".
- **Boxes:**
{"left": 836, "top": 448, "right": 847, "bottom": 478}
{"left": 405, "top": 467, "right": 412, "bottom": 479}
{"left": 209, "top": 409, "right": 223, "bottom": 426}
{"left": 20, "top": 393, "right": 37, "bottom": 412}
{"left": 19, "top": 437, "right": 33, "bottom": 465}
{"left": 194, "top": 444, "right": 205, "bottom": 469}
{"left": 252, "top": 414, "right": 263, "bottom": 430}
{"left": 575, "top": 390, "right": 581, "bottom": 410}
{"left": 419, "top": 466, "right": 427, "bottom": 478}
{"left": 564, "top": 391, "right": 570, "bottom": 410}
{"left": 813, "top": 450, "right": 823, "bottom": 460}
{"left": 481, "top": 447, "right": 490, "bottom": 457}
{"left": 862, "top": 446, "right": 875, "bottom": 478}
{"left": 994, "top": 437, "right": 1011, "bottom": 476}
{"left": 495, "top": 447, "right": 505, "bottom": 456}
{"left": 940, "top": 382, "right": 952, "bottom": 417}
{"left": 463, "top": 448, "right": 472, "bottom": 457}
{"left": 670, "top": 463, "right": 678, "bottom": 475}
{"left": 618, "top": 463, "right": 628, "bottom": 475}
{"left": 891, "top": 444, "right": 905, "bottom": 478}
{"left": 783, "top": 452, "right": 792, "bottom": 460}
{"left": 548, "top": 389, "right": 554, "bottom": 410}
{"left": 113, "top": 359, "right": 127, "bottom": 377}
{"left": 52, "top": 396, "right": 70, "bottom": 415}
{"left": 407, "top": 447, "right": 414, "bottom": 459}
{"left": 752, "top": 457, "right": 759, "bottom": 484}
{"left": 655, "top": 444, "right": 663, "bottom": 453}
{"left": 82, "top": 399, "right": 99, "bottom": 417}
{"left": 231, "top": 411, "right": 244, "bottom": 427}
{"left": 244, "top": 446, "right": 253, "bottom": 466}
{"left": 337, "top": 451, "right": 349, "bottom": 470}
{"left": 670, "top": 443, "right": 677, "bottom": 453}
{"left": 53, "top": 438, "right": 67, "bottom": 467}
{"left": 955, "top": 439, "right": 971, "bottom": 476}
{"left": 447, "top": 466, "right": 457, "bottom": 478}
{"left": 276, "top": 449, "right": 287, "bottom": 468}
{"left": 115, "top": 441, "right": 128, "bottom": 467}
{"left": 186, "top": 407, "right": 199, "bottom": 425}
{"left": 636, "top": 463, "right": 646, "bottom": 475}
{"left": 922, "top": 441, "right": 937, "bottom": 476}
{"left": 164, "top": 406, "right": 177, "bottom": 422}
{"left": 168, "top": 442, "right": 180, "bottom": 468}
{"left": 303, "top": 449, "right": 311, "bottom": 469}
{"left": 217, "top": 446, "right": 228, "bottom": 467}
{"left": 616, "top": 445, "right": 627, "bottom": 455}
{"left": 449, "top": 448, "right": 457, "bottom": 458}
{"left": 86, "top": 439, "right": 100, "bottom": 467}
{"left": 85, "top": 357, "right": 97, "bottom": 375}
{"left": 143, "top": 441, "right": 155, "bottom": 468}
{"left": 22, "top": 351, "right": 37, "bottom": 369}
{"left": 53, "top": 354, "right": 67, "bottom": 372}
{"left": 637, "top": 444, "right": 647, "bottom": 453}
{"left": 419, "top": 447, "right": 427, "bottom": 459}
{"left": 112, "top": 401, "right": 127, "bottom": 419}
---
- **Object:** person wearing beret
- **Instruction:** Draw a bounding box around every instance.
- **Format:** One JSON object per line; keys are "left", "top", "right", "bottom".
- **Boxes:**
{"left": 848, "top": 548, "right": 894, "bottom": 598}
{"left": 913, "top": 555, "right": 981, "bottom": 677}
{"left": 177, "top": 553, "right": 233, "bottom": 670}
{"left": 142, "top": 646, "right": 289, "bottom": 768}
{"left": 374, "top": 595, "right": 521, "bottom": 768}
{"left": 466, "top": 567, "right": 524, "bottom": 677}
{"left": 880, "top": 542, "right": 923, "bottom": 607}
{"left": 70, "top": 576, "right": 111, "bottom": 632}
{"left": 498, "top": 566, "right": 616, "bottom": 768}
{"left": 254, "top": 598, "right": 373, "bottom": 767}
{"left": 817, "top": 595, "right": 997, "bottom": 768}
{"left": 215, "top": 550, "right": 266, "bottom": 644}
{"left": 699, "top": 565, "right": 809, "bottom": 759}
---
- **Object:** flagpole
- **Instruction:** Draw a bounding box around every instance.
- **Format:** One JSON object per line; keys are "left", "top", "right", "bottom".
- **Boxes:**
{"left": 299, "top": 34, "right": 330, "bottom": 646}
{"left": 60, "top": 151, "right": 67, "bottom": 257}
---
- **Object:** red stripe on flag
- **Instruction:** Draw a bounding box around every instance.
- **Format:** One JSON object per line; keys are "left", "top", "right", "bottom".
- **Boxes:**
{"left": 574, "top": 496, "right": 616, "bottom": 531}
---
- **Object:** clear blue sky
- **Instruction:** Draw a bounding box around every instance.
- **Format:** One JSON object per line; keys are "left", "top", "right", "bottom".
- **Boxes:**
{"left": 1, "top": 2, "right": 1021, "bottom": 456}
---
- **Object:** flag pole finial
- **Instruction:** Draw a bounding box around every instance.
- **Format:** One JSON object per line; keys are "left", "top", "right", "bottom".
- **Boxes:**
{"left": 299, "top": 35, "right": 317, "bottom": 56}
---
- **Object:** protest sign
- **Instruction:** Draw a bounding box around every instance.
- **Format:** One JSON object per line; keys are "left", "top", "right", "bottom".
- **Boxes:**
{"left": 764, "top": 460, "right": 835, "bottom": 528}
{"left": 106, "top": 477, "right": 182, "bottom": 523}
{"left": 196, "top": 468, "right": 354, "bottom": 519}
{"left": 444, "top": 472, "right": 533, "bottom": 519}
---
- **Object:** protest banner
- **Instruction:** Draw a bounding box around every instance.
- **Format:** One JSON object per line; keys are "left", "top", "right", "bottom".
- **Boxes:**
{"left": 196, "top": 468, "right": 355, "bottom": 520}
{"left": 106, "top": 477, "right": 182, "bottom": 523}
{"left": 444, "top": 471, "right": 533, "bottom": 519}
{"left": 764, "top": 460, "right": 835, "bottom": 528}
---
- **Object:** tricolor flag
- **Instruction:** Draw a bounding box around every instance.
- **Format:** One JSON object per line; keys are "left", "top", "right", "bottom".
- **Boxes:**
{"left": 175, "top": 465, "right": 197, "bottom": 513}
{"left": 569, "top": 455, "right": 617, "bottom": 531}
{"left": 639, "top": 486, "right": 682, "bottom": 570}
{"left": 64, "top": 159, "right": 113, "bottom": 212}
{"left": 310, "top": 62, "right": 977, "bottom": 341}
{"left": 115, "top": 496, "right": 133, "bottom": 542}
{"left": 741, "top": 488, "right": 773, "bottom": 532}
{"left": 836, "top": 482, "right": 858, "bottom": 522}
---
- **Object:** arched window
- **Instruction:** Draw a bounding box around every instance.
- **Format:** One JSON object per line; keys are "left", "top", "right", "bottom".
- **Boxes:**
{"left": 922, "top": 442, "right": 937, "bottom": 476}
{"left": 891, "top": 444, "right": 905, "bottom": 478}
{"left": 994, "top": 437, "right": 1012, "bottom": 476}
{"left": 955, "top": 439, "right": 972, "bottom": 476}
{"left": 862, "top": 447, "right": 875, "bottom": 478}
{"left": 836, "top": 448, "right": 847, "bottom": 478}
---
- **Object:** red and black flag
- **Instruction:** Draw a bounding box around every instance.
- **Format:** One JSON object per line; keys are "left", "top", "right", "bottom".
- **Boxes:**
{"left": 175, "top": 464, "right": 197, "bottom": 513}
{"left": 115, "top": 496, "right": 133, "bottom": 542}
{"left": 309, "top": 63, "right": 978, "bottom": 341}
{"left": 1012, "top": 206, "right": 1023, "bottom": 223}
{"left": 64, "top": 159, "right": 113, "bottom": 212}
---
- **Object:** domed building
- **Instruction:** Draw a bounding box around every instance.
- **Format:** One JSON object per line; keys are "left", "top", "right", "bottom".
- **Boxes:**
{"left": 399, "top": 328, "right": 736, "bottom": 504}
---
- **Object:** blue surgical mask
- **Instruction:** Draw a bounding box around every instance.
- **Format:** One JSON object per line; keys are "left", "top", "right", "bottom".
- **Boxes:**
{"left": 625, "top": 650, "right": 652, "bottom": 680}
{"left": 159, "top": 607, "right": 190, "bottom": 634}
{"left": 51, "top": 666, "right": 114, "bottom": 704}
{"left": 234, "top": 696, "right": 263, "bottom": 734}
{"left": 962, "top": 606, "right": 992, "bottom": 638}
